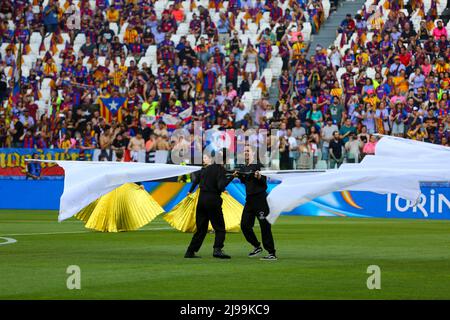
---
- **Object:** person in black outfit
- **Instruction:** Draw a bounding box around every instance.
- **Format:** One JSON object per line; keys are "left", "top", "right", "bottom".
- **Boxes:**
{"left": 238, "top": 146, "right": 277, "bottom": 260}
{"left": 329, "top": 131, "right": 344, "bottom": 168}
{"left": 185, "top": 153, "right": 237, "bottom": 259}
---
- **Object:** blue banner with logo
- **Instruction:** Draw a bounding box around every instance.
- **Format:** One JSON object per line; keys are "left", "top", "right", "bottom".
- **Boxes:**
{"left": 1, "top": 180, "right": 449, "bottom": 220}
{"left": 223, "top": 182, "right": 450, "bottom": 220}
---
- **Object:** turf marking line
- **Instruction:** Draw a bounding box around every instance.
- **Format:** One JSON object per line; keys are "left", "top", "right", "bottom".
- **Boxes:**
{"left": 0, "top": 237, "right": 17, "bottom": 246}
{"left": 0, "top": 227, "right": 173, "bottom": 237}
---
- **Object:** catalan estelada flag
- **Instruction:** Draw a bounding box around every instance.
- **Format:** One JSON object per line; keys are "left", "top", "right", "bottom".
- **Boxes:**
{"left": 99, "top": 97, "right": 127, "bottom": 123}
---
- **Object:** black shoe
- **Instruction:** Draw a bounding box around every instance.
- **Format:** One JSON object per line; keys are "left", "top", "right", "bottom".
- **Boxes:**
{"left": 260, "top": 254, "right": 277, "bottom": 261}
{"left": 184, "top": 251, "right": 201, "bottom": 258}
{"left": 213, "top": 249, "right": 231, "bottom": 259}
{"left": 248, "top": 247, "right": 263, "bottom": 257}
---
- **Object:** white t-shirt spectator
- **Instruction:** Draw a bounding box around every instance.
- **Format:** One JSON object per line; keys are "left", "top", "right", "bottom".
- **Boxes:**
{"left": 232, "top": 105, "right": 250, "bottom": 122}
{"left": 292, "top": 126, "right": 306, "bottom": 139}
{"left": 321, "top": 124, "right": 338, "bottom": 147}
{"left": 329, "top": 51, "right": 341, "bottom": 68}
{"left": 345, "top": 139, "right": 361, "bottom": 162}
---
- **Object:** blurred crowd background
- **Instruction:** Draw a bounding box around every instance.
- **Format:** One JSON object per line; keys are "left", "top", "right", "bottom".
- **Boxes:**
{"left": 0, "top": 0, "right": 449, "bottom": 175}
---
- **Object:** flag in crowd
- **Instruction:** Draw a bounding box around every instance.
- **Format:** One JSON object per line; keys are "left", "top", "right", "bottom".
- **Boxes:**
{"left": 179, "top": 107, "right": 193, "bottom": 124}
{"left": 99, "top": 97, "right": 127, "bottom": 123}
{"left": 162, "top": 114, "right": 180, "bottom": 130}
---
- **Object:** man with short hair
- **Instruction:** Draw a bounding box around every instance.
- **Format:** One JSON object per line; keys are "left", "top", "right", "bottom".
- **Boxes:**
{"left": 339, "top": 118, "right": 357, "bottom": 144}
{"left": 185, "top": 153, "right": 237, "bottom": 259}
{"left": 292, "top": 119, "right": 306, "bottom": 140}
{"left": 329, "top": 131, "right": 344, "bottom": 169}
{"left": 8, "top": 116, "right": 24, "bottom": 148}
{"left": 128, "top": 132, "right": 146, "bottom": 162}
{"left": 238, "top": 146, "right": 277, "bottom": 260}
{"left": 329, "top": 98, "right": 344, "bottom": 124}
{"left": 321, "top": 118, "right": 339, "bottom": 166}
{"left": 389, "top": 56, "right": 406, "bottom": 76}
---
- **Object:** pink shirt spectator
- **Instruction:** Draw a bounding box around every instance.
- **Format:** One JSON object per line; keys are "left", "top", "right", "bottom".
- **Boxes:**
{"left": 432, "top": 26, "right": 448, "bottom": 40}
{"left": 290, "top": 31, "right": 304, "bottom": 43}
{"left": 227, "top": 89, "right": 237, "bottom": 100}
{"left": 363, "top": 141, "right": 377, "bottom": 154}
{"left": 421, "top": 63, "right": 432, "bottom": 76}
{"left": 390, "top": 95, "right": 406, "bottom": 105}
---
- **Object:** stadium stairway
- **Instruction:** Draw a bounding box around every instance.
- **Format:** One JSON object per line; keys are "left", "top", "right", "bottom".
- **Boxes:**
{"left": 306, "top": 0, "right": 366, "bottom": 59}
{"left": 267, "top": 0, "right": 366, "bottom": 104}
{"left": 268, "top": 82, "right": 279, "bottom": 105}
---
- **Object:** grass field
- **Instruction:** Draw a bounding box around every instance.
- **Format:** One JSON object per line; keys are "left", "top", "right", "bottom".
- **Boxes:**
{"left": 1, "top": 210, "right": 450, "bottom": 299}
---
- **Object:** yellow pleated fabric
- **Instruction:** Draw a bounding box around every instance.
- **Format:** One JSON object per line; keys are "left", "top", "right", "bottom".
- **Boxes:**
{"left": 75, "top": 183, "right": 165, "bottom": 232}
{"left": 164, "top": 189, "right": 243, "bottom": 233}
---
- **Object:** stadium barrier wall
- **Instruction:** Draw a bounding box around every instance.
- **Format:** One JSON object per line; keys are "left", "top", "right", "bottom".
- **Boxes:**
{"left": 1, "top": 180, "right": 449, "bottom": 220}
{"left": 0, "top": 148, "right": 161, "bottom": 178}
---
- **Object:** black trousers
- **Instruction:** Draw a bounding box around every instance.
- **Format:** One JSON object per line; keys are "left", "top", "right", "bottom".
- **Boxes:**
{"left": 241, "top": 193, "right": 276, "bottom": 255}
{"left": 187, "top": 191, "right": 226, "bottom": 252}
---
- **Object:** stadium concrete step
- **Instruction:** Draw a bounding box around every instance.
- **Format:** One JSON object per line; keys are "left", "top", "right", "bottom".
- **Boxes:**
{"left": 268, "top": 82, "right": 279, "bottom": 105}
{"left": 307, "top": 0, "right": 366, "bottom": 59}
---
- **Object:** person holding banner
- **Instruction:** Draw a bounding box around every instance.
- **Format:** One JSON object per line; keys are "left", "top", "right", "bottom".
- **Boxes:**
{"left": 238, "top": 146, "right": 277, "bottom": 261}
{"left": 185, "top": 153, "right": 238, "bottom": 259}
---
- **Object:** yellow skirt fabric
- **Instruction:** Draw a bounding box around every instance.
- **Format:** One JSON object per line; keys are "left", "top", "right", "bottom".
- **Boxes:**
{"left": 164, "top": 189, "right": 243, "bottom": 233}
{"left": 75, "top": 183, "right": 165, "bottom": 232}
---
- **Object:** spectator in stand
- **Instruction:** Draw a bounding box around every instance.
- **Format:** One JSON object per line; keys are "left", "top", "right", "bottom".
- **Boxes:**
{"left": 321, "top": 118, "right": 339, "bottom": 167}
{"left": 1, "top": 0, "right": 448, "bottom": 173}
{"left": 345, "top": 132, "right": 362, "bottom": 163}
{"left": 128, "top": 132, "right": 145, "bottom": 162}
{"left": 26, "top": 153, "right": 41, "bottom": 180}
{"left": 432, "top": 20, "right": 448, "bottom": 40}
{"left": 329, "top": 131, "right": 344, "bottom": 169}
{"left": 338, "top": 14, "right": 356, "bottom": 38}
{"left": 43, "top": 0, "right": 59, "bottom": 35}
{"left": 362, "top": 134, "right": 377, "bottom": 156}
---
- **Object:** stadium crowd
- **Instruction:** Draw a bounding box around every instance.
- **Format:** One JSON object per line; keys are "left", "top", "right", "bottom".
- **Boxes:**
{"left": 0, "top": 0, "right": 449, "bottom": 171}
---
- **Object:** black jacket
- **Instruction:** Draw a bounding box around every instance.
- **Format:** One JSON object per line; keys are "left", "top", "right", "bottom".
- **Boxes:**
{"left": 238, "top": 163, "right": 267, "bottom": 197}
{"left": 189, "top": 164, "right": 234, "bottom": 195}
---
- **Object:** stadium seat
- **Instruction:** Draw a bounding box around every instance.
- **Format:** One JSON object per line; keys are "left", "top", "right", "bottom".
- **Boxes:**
{"left": 271, "top": 45, "right": 279, "bottom": 57}
{"left": 125, "top": 57, "right": 136, "bottom": 67}
{"left": 3, "top": 66, "right": 11, "bottom": 81}
{"left": 35, "top": 99, "right": 48, "bottom": 114}
{"left": 176, "top": 23, "right": 189, "bottom": 36}
{"left": 18, "top": 65, "right": 31, "bottom": 79}
{"left": 186, "top": 34, "right": 197, "bottom": 46}
{"left": 109, "top": 23, "right": 119, "bottom": 36}
{"left": 336, "top": 68, "right": 346, "bottom": 87}
{"left": 30, "top": 32, "right": 42, "bottom": 46}
{"left": 145, "top": 45, "right": 157, "bottom": 57}
{"left": 97, "top": 56, "right": 106, "bottom": 66}
{"left": 61, "top": 33, "right": 71, "bottom": 45}
{"left": 138, "top": 57, "right": 152, "bottom": 70}
{"left": 41, "top": 78, "right": 53, "bottom": 90}
{"left": 22, "top": 55, "right": 36, "bottom": 69}
{"left": 302, "top": 23, "right": 312, "bottom": 42}
{"left": 315, "top": 160, "right": 328, "bottom": 170}
{"left": 322, "top": 0, "right": 331, "bottom": 19}
{"left": 247, "top": 22, "right": 258, "bottom": 35}
{"left": 262, "top": 68, "right": 273, "bottom": 88}
{"left": 74, "top": 33, "right": 86, "bottom": 47}
{"left": 0, "top": 43, "right": 11, "bottom": 59}
{"left": 366, "top": 67, "right": 376, "bottom": 80}
{"left": 171, "top": 34, "right": 181, "bottom": 45}
{"left": 251, "top": 88, "right": 262, "bottom": 99}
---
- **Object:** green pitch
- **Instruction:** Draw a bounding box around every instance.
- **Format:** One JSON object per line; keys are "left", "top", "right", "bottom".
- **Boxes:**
{"left": 1, "top": 210, "right": 450, "bottom": 299}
